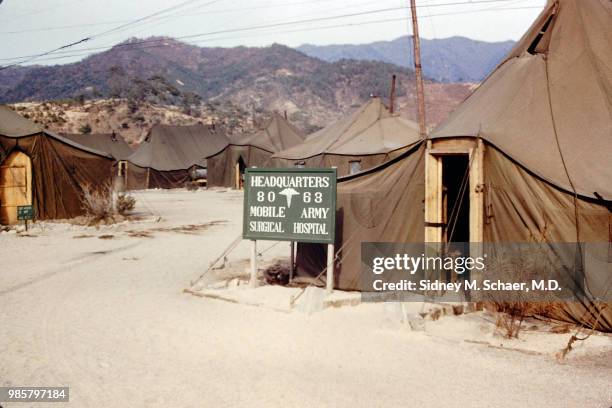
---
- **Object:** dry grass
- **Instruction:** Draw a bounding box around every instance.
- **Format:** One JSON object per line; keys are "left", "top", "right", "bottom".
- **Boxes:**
{"left": 73, "top": 234, "right": 95, "bottom": 239}
{"left": 80, "top": 183, "right": 137, "bottom": 225}
{"left": 184, "top": 181, "right": 199, "bottom": 191}
{"left": 81, "top": 182, "right": 115, "bottom": 225}
{"left": 126, "top": 230, "right": 154, "bottom": 238}
{"left": 152, "top": 221, "right": 226, "bottom": 234}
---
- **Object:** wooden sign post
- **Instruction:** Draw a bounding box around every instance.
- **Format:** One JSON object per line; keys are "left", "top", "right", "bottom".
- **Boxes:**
{"left": 17, "top": 205, "right": 34, "bottom": 231}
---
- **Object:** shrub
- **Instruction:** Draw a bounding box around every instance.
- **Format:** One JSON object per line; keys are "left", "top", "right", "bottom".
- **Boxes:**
{"left": 79, "top": 123, "right": 92, "bottom": 134}
{"left": 80, "top": 183, "right": 137, "bottom": 224}
{"left": 80, "top": 183, "right": 114, "bottom": 225}
{"left": 116, "top": 194, "right": 136, "bottom": 215}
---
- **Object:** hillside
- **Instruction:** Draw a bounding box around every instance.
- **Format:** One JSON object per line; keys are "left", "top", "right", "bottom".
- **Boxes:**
{"left": 10, "top": 98, "right": 258, "bottom": 145}
{"left": 0, "top": 37, "right": 473, "bottom": 132}
{"left": 298, "top": 36, "right": 515, "bottom": 83}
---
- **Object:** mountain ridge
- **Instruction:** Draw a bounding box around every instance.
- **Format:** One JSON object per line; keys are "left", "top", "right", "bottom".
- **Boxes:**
{"left": 297, "top": 35, "right": 515, "bottom": 83}
{"left": 0, "top": 37, "right": 476, "bottom": 132}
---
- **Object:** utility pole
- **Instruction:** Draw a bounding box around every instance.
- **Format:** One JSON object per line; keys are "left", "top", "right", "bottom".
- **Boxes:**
{"left": 409, "top": 0, "right": 427, "bottom": 138}
{"left": 389, "top": 74, "right": 397, "bottom": 114}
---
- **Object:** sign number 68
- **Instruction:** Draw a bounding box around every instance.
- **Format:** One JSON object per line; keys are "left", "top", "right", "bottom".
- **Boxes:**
{"left": 303, "top": 192, "right": 323, "bottom": 204}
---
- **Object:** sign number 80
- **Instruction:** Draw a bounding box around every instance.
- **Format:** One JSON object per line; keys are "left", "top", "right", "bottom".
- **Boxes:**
{"left": 257, "top": 191, "right": 276, "bottom": 202}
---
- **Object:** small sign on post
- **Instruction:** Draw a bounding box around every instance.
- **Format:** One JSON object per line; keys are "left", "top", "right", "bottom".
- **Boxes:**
{"left": 17, "top": 205, "right": 34, "bottom": 231}
{"left": 243, "top": 168, "right": 337, "bottom": 291}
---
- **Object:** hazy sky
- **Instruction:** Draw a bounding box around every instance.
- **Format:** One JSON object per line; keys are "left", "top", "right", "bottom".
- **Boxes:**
{"left": 0, "top": 0, "right": 546, "bottom": 67}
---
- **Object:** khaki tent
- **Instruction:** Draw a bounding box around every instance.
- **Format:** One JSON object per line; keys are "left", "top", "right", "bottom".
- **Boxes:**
{"left": 0, "top": 106, "right": 114, "bottom": 224}
{"left": 63, "top": 132, "right": 133, "bottom": 160}
{"left": 270, "top": 97, "right": 421, "bottom": 177}
{"left": 123, "top": 124, "right": 229, "bottom": 190}
{"left": 296, "top": 0, "right": 611, "bottom": 331}
{"left": 207, "top": 112, "right": 306, "bottom": 188}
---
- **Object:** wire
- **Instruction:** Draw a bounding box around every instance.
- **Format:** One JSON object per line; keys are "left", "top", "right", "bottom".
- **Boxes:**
{"left": 0, "top": 0, "right": 227, "bottom": 69}
{"left": 0, "top": 0, "right": 338, "bottom": 35}
{"left": 9, "top": 5, "right": 543, "bottom": 65}
{"left": 0, "top": 1, "right": 542, "bottom": 67}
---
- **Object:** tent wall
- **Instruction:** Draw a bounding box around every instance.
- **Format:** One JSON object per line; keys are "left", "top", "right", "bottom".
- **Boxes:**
{"left": 125, "top": 163, "right": 148, "bottom": 191}
{"left": 484, "top": 146, "right": 611, "bottom": 331}
{"left": 295, "top": 144, "right": 425, "bottom": 289}
{"left": 0, "top": 133, "right": 113, "bottom": 221}
{"left": 124, "top": 163, "right": 194, "bottom": 190}
{"left": 207, "top": 145, "right": 272, "bottom": 188}
{"left": 149, "top": 168, "right": 192, "bottom": 189}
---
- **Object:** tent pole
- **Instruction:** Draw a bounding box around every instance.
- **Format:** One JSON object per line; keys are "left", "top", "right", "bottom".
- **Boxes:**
{"left": 389, "top": 74, "right": 397, "bottom": 114}
{"left": 409, "top": 0, "right": 427, "bottom": 138}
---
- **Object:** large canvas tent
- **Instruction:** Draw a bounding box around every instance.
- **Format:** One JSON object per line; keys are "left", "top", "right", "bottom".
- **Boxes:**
{"left": 295, "top": 0, "right": 611, "bottom": 331}
{"left": 207, "top": 112, "right": 306, "bottom": 188}
{"left": 270, "top": 97, "right": 421, "bottom": 177}
{"left": 63, "top": 132, "right": 133, "bottom": 160}
{"left": 123, "top": 124, "right": 229, "bottom": 190}
{"left": 0, "top": 106, "right": 114, "bottom": 224}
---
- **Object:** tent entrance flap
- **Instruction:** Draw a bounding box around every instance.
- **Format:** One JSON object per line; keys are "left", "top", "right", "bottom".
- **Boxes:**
{"left": 0, "top": 151, "right": 33, "bottom": 225}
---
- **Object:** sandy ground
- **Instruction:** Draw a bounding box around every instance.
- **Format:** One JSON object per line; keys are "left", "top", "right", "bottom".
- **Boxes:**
{"left": 0, "top": 189, "right": 611, "bottom": 408}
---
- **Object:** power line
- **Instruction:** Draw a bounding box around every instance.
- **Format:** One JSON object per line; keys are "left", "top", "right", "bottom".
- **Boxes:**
{"left": 1, "top": 5, "right": 541, "bottom": 65}
{"left": 0, "top": 0, "right": 540, "bottom": 69}
{"left": 0, "top": 0, "right": 226, "bottom": 69}
{"left": 0, "top": 0, "right": 536, "bottom": 66}
{"left": 0, "top": 0, "right": 339, "bottom": 35}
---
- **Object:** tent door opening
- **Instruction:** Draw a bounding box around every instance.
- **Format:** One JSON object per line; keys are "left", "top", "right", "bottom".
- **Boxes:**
{"left": 425, "top": 139, "right": 484, "bottom": 245}
{"left": 442, "top": 155, "right": 470, "bottom": 243}
{"left": 425, "top": 139, "right": 484, "bottom": 286}
{"left": 235, "top": 157, "right": 246, "bottom": 189}
{"left": 0, "top": 151, "right": 33, "bottom": 225}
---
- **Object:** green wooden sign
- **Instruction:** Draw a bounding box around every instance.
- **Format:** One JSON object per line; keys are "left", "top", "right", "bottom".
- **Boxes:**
{"left": 243, "top": 168, "right": 336, "bottom": 243}
{"left": 17, "top": 205, "right": 34, "bottom": 221}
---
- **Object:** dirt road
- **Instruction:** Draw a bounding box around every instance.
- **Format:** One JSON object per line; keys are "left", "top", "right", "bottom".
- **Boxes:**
{"left": 1, "top": 190, "right": 610, "bottom": 407}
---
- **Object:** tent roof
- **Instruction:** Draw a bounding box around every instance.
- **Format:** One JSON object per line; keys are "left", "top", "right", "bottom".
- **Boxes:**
{"left": 272, "top": 97, "right": 421, "bottom": 160}
{"left": 431, "top": 0, "right": 612, "bottom": 199}
{"left": 0, "top": 105, "right": 43, "bottom": 137}
{"left": 63, "top": 132, "right": 133, "bottom": 160}
{"left": 126, "top": 124, "right": 230, "bottom": 171}
{"left": 0, "top": 105, "right": 112, "bottom": 159}
{"left": 230, "top": 112, "right": 306, "bottom": 153}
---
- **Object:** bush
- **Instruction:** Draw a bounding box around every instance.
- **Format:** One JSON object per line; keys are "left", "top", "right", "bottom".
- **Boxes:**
{"left": 80, "top": 183, "right": 114, "bottom": 224}
{"left": 80, "top": 183, "right": 137, "bottom": 224}
{"left": 116, "top": 194, "right": 136, "bottom": 215}
{"left": 79, "top": 123, "right": 92, "bottom": 134}
{"left": 489, "top": 301, "right": 556, "bottom": 338}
